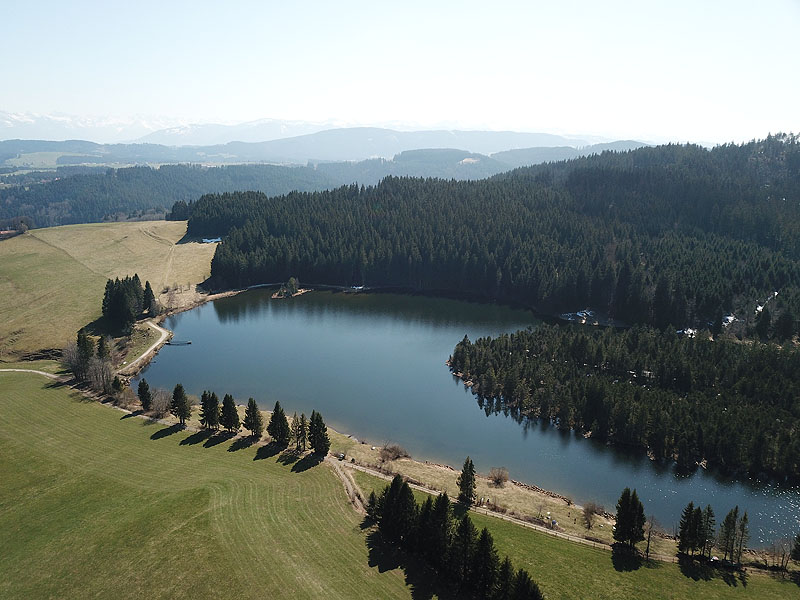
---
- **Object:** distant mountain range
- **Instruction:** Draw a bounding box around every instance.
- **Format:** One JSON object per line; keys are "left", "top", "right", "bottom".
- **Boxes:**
{"left": 0, "top": 127, "right": 647, "bottom": 169}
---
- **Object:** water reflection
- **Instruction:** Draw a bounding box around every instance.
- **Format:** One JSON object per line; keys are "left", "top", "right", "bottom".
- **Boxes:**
{"left": 137, "top": 289, "right": 800, "bottom": 543}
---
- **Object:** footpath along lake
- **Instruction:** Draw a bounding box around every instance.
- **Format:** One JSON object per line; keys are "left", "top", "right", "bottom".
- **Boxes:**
{"left": 135, "top": 289, "right": 800, "bottom": 543}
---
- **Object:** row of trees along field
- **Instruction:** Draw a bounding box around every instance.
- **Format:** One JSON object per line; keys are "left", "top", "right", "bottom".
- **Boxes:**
{"left": 137, "top": 380, "right": 331, "bottom": 454}
{"left": 188, "top": 135, "right": 800, "bottom": 337}
{"left": 448, "top": 324, "right": 800, "bottom": 479}
{"left": 368, "top": 474, "right": 544, "bottom": 599}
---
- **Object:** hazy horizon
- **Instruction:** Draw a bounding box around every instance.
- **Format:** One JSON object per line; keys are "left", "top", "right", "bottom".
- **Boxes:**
{"left": 2, "top": 1, "right": 798, "bottom": 145}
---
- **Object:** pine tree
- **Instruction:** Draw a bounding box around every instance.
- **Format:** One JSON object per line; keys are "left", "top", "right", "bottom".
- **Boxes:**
{"left": 494, "top": 556, "right": 514, "bottom": 600}
{"left": 170, "top": 383, "right": 191, "bottom": 427}
{"left": 366, "top": 491, "right": 378, "bottom": 520}
{"left": 267, "top": 401, "right": 290, "bottom": 446}
{"left": 450, "top": 513, "right": 477, "bottom": 584}
{"left": 297, "top": 413, "right": 308, "bottom": 451}
{"left": 735, "top": 511, "right": 749, "bottom": 564}
{"left": 471, "top": 527, "right": 499, "bottom": 598}
{"left": 96, "top": 335, "right": 110, "bottom": 360}
{"left": 143, "top": 280, "right": 157, "bottom": 314}
{"left": 457, "top": 456, "right": 476, "bottom": 506}
{"left": 137, "top": 378, "right": 152, "bottom": 411}
{"left": 221, "top": 393, "right": 239, "bottom": 433}
{"left": 719, "top": 506, "right": 739, "bottom": 561}
{"left": 243, "top": 397, "right": 263, "bottom": 439}
{"left": 701, "top": 504, "right": 716, "bottom": 558}
{"left": 427, "top": 492, "right": 451, "bottom": 570}
{"left": 308, "top": 410, "right": 330, "bottom": 456}
{"left": 290, "top": 411, "right": 299, "bottom": 447}
{"left": 614, "top": 487, "right": 645, "bottom": 549}
{"left": 75, "top": 329, "right": 94, "bottom": 381}
{"left": 199, "top": 390, "right": 220, "bottom": 429}
{"left": 511, "top": 568, "right": 543, "bottom": 600}
{"left": 678, "top": 501, "right": 695, "bottom": 555}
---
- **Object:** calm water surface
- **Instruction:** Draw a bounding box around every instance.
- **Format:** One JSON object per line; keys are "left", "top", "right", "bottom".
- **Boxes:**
{"left": 135, "top": 290, "right": 800, "bottom": 543}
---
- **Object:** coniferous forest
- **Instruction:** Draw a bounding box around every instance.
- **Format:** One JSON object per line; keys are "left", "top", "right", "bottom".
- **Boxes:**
{"left": 190, "top": 135, "right": 800, "bottom": 336}
{"left": 185, "top": 136, "right": 800, "bottom": 478}
{"left": 448, "top": 325, "right": 800, "bottom": 480}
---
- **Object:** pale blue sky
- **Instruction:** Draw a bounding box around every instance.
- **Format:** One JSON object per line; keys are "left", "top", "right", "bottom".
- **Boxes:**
{"left": 2, "top": 0, "right": 798, "bottom": 142}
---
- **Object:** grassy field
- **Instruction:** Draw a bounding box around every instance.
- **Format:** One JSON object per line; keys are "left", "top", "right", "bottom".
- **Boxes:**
{"left": 0, "top": 372, "right": 413, "bottom": 599}
{"left": 0, "top": 221, "right": 216, "bottom": 357}
{"left": 351, "top": 470, "right": 798, "bottom": 600}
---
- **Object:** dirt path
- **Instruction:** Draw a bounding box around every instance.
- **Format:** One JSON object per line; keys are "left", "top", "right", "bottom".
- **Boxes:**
{"left": 118, "top": 320, "right": 171, "bottom": 376}
{"left": 327, "top": 457, "right": 366, "bottom": 514}
{"left": 0, "top": 368, "right": 68, "bottom": 381}
{"left": 343, "top": 462, "right": 679, "bottom": 564}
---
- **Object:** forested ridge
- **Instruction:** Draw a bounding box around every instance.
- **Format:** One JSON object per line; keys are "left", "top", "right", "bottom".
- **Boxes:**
{"left": 190, "top": 134, "right": 800, "bottom": 334}
{"left": 449, "top": 325, "right": 800, "bottom": 480}
{"left": 0, "top": 163, "right": 337, "bottom": 227}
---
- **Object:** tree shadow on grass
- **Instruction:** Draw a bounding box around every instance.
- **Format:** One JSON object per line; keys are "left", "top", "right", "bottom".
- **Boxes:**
{"left": 611, "top": 543, "right": 643, "bottom": 572}
{"left": 228, "top": 436, "right": 256, "bottom": 452}
{"left": 204, "top": 430, "right": 236, "bottom": 448}
{"left": 677, "top": 555, "right": 748, "bottom": 587}
{"left": 277, "top": 450, "right": 300, "bottom": 467}
{"left": 365, "top": 527, "right": 459, "bottom": 600}
{"left": 291, "top": 453, "right": 322, "bottom": 473}
{"left": 180, "top": 429, "right": 214, "bottom": 445}
{"left": 253, "top": 442, "right": 282, "bottom": 461}
{"left": 121, "top": 409, "right": 143, "bottom": 420}
{"left": 150, "top": 423, "right": 183, "bottom": 440}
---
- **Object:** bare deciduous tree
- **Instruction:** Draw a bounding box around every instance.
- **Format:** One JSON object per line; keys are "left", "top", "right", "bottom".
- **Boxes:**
{"left": 583, "top": 502, "right": 600, "bottom": 530}
{"left": 488, "top": 466, "right": 509, "bottom": 487}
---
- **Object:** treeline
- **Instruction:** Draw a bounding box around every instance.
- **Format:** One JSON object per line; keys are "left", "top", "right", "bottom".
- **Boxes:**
{"left": 449, "top": 324, "right": 800, "bottom": 479}
{"left": 102, "top": 274, "right": 157, "bottom": 331}
{"left": 0, "top": 163, "right": 337, "bottom": 227}
{"left": 191, "top": 135, "right": 800, "bottom": 333}
{"left": 368, "top": 475, "right": 544, "bottom": 599}
{"left": 137, "top": 381, "right": 331, "bottom": 455}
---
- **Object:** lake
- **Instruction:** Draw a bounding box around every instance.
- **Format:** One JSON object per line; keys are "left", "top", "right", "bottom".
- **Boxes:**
{"left": 134, "top": 289, "right": 800, "bottom": 543}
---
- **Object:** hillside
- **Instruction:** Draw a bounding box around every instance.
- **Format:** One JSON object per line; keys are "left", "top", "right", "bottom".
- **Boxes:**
{"left": 0, "top": 221, "right": 214, "bottom": 356}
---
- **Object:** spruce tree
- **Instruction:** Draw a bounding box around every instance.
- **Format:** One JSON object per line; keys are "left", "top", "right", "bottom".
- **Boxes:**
{"left": 199, "top": 390, "right": 220, "bottom": 429}
{"left": 494, "top": 556, "right": 514, "bottom": 600}
{"left": 678, "top": 501, "right": 695, "bottom": 555}
{"left": 170, "top": 383, "right": 191, "bottom": 427}
{"left": 735, "top": 511, "right": 749, "bottom": 564}
{"left": 457, "top": 456, "right": 476, "bottom": 506}
{"left": 471, "top": 527, "right": 499, "bottom": 597}
{"left": 614, "top": 487, "right": 645, "bottom": 549}
{"left": 429, "top": 492, "right": 451, "bottom": 570}
{"left": 450, "top": 513, "right": 477, "bottom": 584}
{"left": 719, "top": 506, "right": 739, "bottom": 561}
{"left": 137, "top": 378, "right": 152, "bottom": 411}
{"left": 221, "top": 393, "right": 240, "bottom": 433}
{"left": 690, "top": 506, "right": 703, "bottom": 556}
{"left": 297, "top": 412, "right": 308, "bottom": 451}
{"left": 511, "top": 568, "right": 543, "bottom": 600}
{"left": 96, "top": 335, "right": 110, "bottom": 360}
{"left": 76, "top": 329, "right": 94, "bottom": 381}
{"left": 243, "top": 397, "right": 263, "bottom": 439}
{"left": 267, "top": 400, "right": 290, "bottom": 446}
{"left": 701, "top": 504, "right": 716, "bottom": 558}
{"left": 143, "top": 280, "right": 157, "bottom": 314}
{"left": 308, "top": 410, "right": 330, "bottom": 456}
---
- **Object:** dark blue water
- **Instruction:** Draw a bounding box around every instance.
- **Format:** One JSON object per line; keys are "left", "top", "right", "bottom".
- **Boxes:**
{"left": 135, "top": 290, "right": 800, "bottom": 543}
